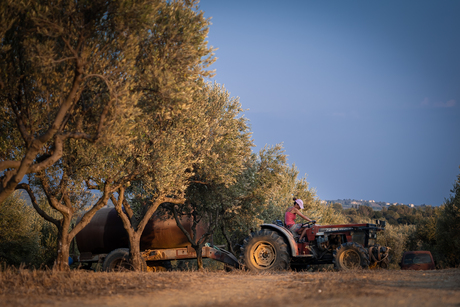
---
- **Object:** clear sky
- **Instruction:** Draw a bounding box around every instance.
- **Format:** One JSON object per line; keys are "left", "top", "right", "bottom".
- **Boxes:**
{"left": 198, "top": 0, "right": 460, "bottom": 206}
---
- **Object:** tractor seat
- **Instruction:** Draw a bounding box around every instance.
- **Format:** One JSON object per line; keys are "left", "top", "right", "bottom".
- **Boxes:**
{"left": 274, "top": 220, "right": 286, "bottom": 228}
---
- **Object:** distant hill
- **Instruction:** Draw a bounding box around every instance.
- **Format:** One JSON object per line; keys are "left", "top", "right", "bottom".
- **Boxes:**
{"left": 325, "top": 199, "right": 415, "bottom": 211}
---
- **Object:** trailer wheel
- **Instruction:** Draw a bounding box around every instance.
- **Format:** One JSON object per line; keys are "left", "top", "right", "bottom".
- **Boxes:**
{"left": 240, "top": 229, "right": 290, "bottom": 272}
{"left": 102, "top": 248, "right": 147, "bottom": 272}
{"left": 146, "top": 260, "right": 172, "bottom": 272}
{"left": 333, "top": 242, "right": 369, "bottom": 270}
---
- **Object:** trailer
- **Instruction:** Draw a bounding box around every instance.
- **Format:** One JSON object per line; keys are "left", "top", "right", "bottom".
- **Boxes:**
{"left": 75, "top": 207, "right": 239, "bottom": 271}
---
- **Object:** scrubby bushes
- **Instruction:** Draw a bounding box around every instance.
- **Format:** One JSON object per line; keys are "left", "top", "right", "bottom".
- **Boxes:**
{"left": 0, "top": 192, "right": 41, "bottom": 266}
{"left": 428, "top": 170, "right": 460, "bottom": 268}
{"left": 377, "top": 224, "right": 416, "bottom": 268}
{"left": 402, "top": 169, "right": 460, "bottom": 268}
{"left": 0, "top": 192, "right": 57, "bottom": 268}
{"left": 0, "top": 193, "right": 38, "bottom": 265}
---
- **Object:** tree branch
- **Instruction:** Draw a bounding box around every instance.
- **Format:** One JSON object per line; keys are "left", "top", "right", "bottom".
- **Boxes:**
{"left": 37, "top": 45, "right": 84, "bottom": 144}
{"left": 172, "top": 204, "right": 196, "bottom": 245}
{"left": 0, "top": 161, "right": 21, "bottom": 173}
{"left": 69, "top": 181, "right": 111, "bottom": 239}
{"left": 112, "top": 187, "right": 140, "bottom": 241}
{"left": 16, "top": 183, "right": 59, "bottom": 226}
{"left": 85, "top": 179, "right": 98, "bottom": 190}
{"left": 221, "top": 220, "right": 236, "bottom": 256}
{"left": 123, "top": 197, "right": 134, "bottom": 220}
{"left": 38, "top": 173, "right": 71, "bottom": 216}
{"left": 8, "top": 98, "right": 32, "bottom": 146}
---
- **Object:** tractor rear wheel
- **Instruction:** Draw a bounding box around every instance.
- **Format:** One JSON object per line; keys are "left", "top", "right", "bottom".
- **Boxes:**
{"left": 240, "top": 229, "right": 290, "bottom": 272}
{"left": 333, "top": 242, "right": 369, "bottom": 270}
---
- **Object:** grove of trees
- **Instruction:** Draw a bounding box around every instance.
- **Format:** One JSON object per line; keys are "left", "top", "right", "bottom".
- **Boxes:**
{"left": 334, "top": 169, "right": 460, "bottom": 268}
{"left": 1, "top": 0, "right": 459, "bottom": 271}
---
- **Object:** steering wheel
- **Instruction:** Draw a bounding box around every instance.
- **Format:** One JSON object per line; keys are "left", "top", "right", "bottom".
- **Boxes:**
{"left": 301, "top": 220, "right": 316, "bottom": 227}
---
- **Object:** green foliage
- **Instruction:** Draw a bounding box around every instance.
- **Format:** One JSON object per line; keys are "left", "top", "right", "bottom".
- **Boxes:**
{"left": 342, "top": 203, "right": 438, "bottom": 227}
{"left": 0, "top": 192, "right": 41, "bottom": 266}
{"left": 331, "top": 203, "right": 343, "bottom": 213}
{"left": 154, "top": 83, "right": 253, "bottom": 268}
{"left": 412, "top": 216, "right": 438, "bottom": 248}
{"left": 340, "top": 167, "right": 460, "bottom": 269}
{"left": 214, "top": 144, "right": 348, "bottom": 254}
{"left": 37, "top": 218, "right": 59, "bottom": 268}
{"left": 435, "top": 168, "right": 460, "bottom": 267}
{"left": 377, "top": 223, "right": 416, "bottom": 268}
{"left": 357, "top": 204, "right": 374, "bottom": 218}
{"left": 0, "top": 192, "right": 57, "bottom": 267}
{"left": 1, "top": 0, "right": 216, "bottom": 270}
{"left": 0, "top": 0, "right": 153, "bottom": 203}
{"left": 373, "top": 211, "right": 383, "bottom": 219}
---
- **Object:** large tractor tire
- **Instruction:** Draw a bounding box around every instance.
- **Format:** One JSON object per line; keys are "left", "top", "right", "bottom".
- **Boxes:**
{"left": 240, "top": 229, "right": 290, "bottom": 272}
{"left": 333, "top": 242, "right": 370, "bottom": 270}
{"left": 102, "top": 248, "right": 147, "bottom": 272}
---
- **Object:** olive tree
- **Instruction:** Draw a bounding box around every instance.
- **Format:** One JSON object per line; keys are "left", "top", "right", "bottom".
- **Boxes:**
{"left": 0, "top": 0, "right": 151, "bottom": 204}
{"left": 159, "top": 83, "right": 253, "bottom": 270}
{"left": 14, "top": 71, "right": 142, "bottom": 271}
{"left": 17, "top": 174, "right": 112, "bottom": 270}
{"left": 1, "top": 0, "right": 158, "bottom": 270}
{"left": 100, "top": 0, "right": 216, "bottom": 271}
{"left": 216, "top": 145, "right": 292, "bottom": 252}
{"left": 2, "top": 0, "right": 215, "bottom": 271}
{"left": 107, "top": 103, "right": 214, "bottom": 271}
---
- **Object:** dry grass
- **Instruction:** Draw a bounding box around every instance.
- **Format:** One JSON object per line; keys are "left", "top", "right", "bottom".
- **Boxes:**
{"left": 0, "top": 267, "right": 184, "bottom": 297}
{"left": 283, "top": 268, "right": 460, "bottom": 297}
{"left": 0, "top": 265, "right": 261, "bottom": 298}
{"left": 1, "top": 267, "right": 459, "bottom": 307}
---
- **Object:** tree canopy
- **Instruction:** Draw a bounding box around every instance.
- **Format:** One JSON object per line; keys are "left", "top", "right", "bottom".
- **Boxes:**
{"left": 0, "top": 0, "right": 214, "bottom": 204}
{"left": 1, "top": 0, "right": 216, "bottom": 270}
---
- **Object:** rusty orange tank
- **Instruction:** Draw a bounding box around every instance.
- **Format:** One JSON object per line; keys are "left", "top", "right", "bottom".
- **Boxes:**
{"left": 76, "top": 207, "right": 205, "bottom": 255}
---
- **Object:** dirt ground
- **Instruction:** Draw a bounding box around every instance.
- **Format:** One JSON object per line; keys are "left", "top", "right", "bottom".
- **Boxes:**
{"left": 1, "top": 268, "right": 459, "bottom": 307}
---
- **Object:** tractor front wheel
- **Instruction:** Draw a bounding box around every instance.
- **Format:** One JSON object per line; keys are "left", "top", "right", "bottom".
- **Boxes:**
{"left": 240, "top": 229, "right": 290, "bottom": 272}
{"left": 333, "top": 242, "right": 369, "bottom": 270}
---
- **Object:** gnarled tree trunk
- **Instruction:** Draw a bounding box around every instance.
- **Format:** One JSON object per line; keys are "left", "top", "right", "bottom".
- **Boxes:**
{"left": 55, "top": 230, "right": 71, "bottom": 271}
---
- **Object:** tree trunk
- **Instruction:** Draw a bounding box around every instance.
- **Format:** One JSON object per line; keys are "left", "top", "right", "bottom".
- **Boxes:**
{"left": 128, "top": 233, "right": 144, "bottom": 271}
{"left": 221, "top": 223, "right": 236, "bottom": 256}
{"left": 194, "top": 244, "right": 204, "bottom": 270}
{"left": 54, "top": 229, "right": 70, "bottom": 271}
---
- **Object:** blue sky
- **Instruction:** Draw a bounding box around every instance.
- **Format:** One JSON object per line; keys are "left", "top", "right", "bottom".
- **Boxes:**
{"left": 198, "top": 0, "right": 460, "bottom": 206}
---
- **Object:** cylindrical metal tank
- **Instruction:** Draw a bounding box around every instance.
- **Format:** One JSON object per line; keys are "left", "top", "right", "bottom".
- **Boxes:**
{"left": 76, "top": 207, "right": 205, "bottom": 255}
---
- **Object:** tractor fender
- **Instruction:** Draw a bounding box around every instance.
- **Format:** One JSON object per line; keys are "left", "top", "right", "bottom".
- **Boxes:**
{"left": 260, "top": 224, "right": 298, "bottom": 257}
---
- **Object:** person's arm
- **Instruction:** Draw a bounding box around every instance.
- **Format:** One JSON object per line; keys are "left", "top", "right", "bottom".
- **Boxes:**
{"left": 293, "top": 207, "right": 312, "bottom": 222}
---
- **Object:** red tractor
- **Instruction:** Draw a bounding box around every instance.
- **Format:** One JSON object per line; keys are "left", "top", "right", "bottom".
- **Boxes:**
{"left": 240, "top": 219, "right": 390, "bottom": 271}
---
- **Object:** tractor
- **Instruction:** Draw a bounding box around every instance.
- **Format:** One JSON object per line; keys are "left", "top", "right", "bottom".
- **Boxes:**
{"left": 240, "top": 219, "right": 390, "bottom": 271}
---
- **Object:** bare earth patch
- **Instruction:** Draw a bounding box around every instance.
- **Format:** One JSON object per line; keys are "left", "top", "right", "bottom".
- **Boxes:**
{"left": 1, "top": 268, "right": 459, "bottom": 307}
